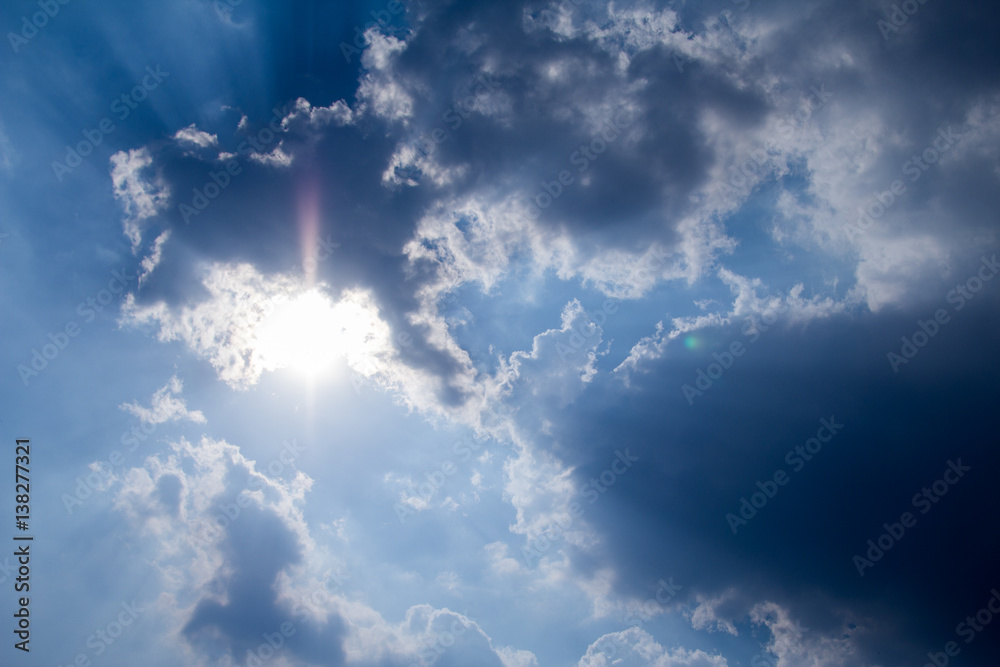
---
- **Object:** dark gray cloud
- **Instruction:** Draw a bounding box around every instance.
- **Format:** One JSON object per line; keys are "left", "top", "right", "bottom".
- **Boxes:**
{"left": 542, "top": 286, "right": 1000, "bottom": 664}
{"left": 183, "top": 504, "right": 348, "bottom": 665}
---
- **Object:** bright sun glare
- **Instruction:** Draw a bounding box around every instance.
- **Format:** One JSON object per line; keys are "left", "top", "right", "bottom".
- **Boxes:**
{"left": 256, "top": 289, "right": 344, "bottom": 378}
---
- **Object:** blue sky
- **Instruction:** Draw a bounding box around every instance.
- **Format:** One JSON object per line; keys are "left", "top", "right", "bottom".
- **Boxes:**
{"left": 2, "top": 0, "right": 1000, "bottom": 665}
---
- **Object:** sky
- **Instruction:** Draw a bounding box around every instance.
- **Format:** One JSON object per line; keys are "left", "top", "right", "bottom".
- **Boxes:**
{"left": 1, "top": 0, "right": 1000, "bottom": 665}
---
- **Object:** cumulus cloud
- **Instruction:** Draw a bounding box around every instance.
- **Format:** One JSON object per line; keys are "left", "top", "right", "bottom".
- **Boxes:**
{"left": 109, "top": 430, "right": 539, "bottom": 667}
{"left": 497, "top": 299, "right": 604, "bottom": 408}
{"left": 280, "top": 98, "right": 354, "bottom": 130}
{"left": 108, "top": 433, "right": 340, "bottom": 664}
{"left": 349, "top": 604, "right": 536, "bottom": 666}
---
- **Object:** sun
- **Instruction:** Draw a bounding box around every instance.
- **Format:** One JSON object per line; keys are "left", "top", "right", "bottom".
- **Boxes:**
{"left": 256, "top": 289, "right": 343, "bottom": 378}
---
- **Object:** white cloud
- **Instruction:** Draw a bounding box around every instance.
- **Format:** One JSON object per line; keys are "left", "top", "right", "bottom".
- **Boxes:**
{"left": 280, "top": 97, "right": 354, "bottom": 130}
{"left": 121, "top": 262, "right": 397, "bottom": 392}
{"left": 340, "top": 603, "right": 537, "bottom": 666}
{"left": 748, "top": 601, "right": 877, "bottom": 667}
{"left": 111, "top": 434, "right": 311, "bottom": 550}
{"left": 615, "top": 268, "right": 848, "bottom": 381}
{"left": 498, "top": 645, "right": 541, "bottom": 667}
{"left": 578, "top": 627, "right": 728, "bottom": 667}
{"left": 119, "top": 375, "right": 207, "bottom": 425}
{"left": 382, "top": 141, "right": 469, "bottom": 187}
{"left": 499, "top": 299, "right": 603, "bottom": 408}
{"left": 173, "top": 124, "right": 219, "bottom": 149}
{"left": 138, "top": 229, "right": 171, "bottom": 286}
{"left": 121, "top": 263, "right": 301, "bottom": 390}
{"left": 356, "top": 30, "right": 414, "bottom": 123}
{"left": 484, "top": 541, "right": 525, "bottom": 577}
{"left": 247, "top": 144, "right": 294, "bottom": 167}
{"left": 502, "top": 442, "right": 583, "bottom": 550}
{"left": 687, "top": 592, "right": 740, "bottom": 636}
{"left": 110, "top": 148, "right": 170, "bottom": 252}
{"left": 847, "top": 234, "right": 951, "bottom": 311}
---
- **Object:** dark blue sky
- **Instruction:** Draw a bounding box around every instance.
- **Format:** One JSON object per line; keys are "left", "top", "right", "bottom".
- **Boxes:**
{"left": 1, "top": 0, "right": 999, "bottom": 665}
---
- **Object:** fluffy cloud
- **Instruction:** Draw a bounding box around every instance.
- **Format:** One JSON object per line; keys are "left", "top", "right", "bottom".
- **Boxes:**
{"left": 280, "top": 98, "right": 354, "bottom": 130}
{"left": 120, "top": 263, "right": 396, "bottom": 391}
{"left": 174, "top": 124, "right": 219, "bottom": 149}
{"left": 119, "top": 375, "right": 207, "bottom": 425}
{"left": 356, "top": 30, "right": 414, "bottom": 123}
{"left": 497, "top": 299, "right": 604, "bottom": 409}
